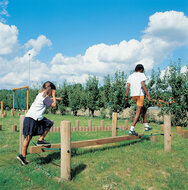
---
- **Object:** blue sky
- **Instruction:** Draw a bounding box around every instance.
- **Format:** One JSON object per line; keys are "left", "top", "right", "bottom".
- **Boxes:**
{"left": 0, "top": 0, "right": 188, "bottom": 89}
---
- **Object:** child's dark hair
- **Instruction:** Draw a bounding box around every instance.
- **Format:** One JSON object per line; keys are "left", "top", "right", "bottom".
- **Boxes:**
{"left": 40, "top": 81, "right": 56, "bottom": 97}
{"left": 42, "top": 81, "right": 56, "bottom": 90}
{"left": 135, "top": 64, "right": 144, "bottom": 72}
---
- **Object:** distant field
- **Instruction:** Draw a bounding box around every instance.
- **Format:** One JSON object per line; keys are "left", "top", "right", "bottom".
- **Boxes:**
{"left": 0, "top": 111, "right": 187, "bottom": 190}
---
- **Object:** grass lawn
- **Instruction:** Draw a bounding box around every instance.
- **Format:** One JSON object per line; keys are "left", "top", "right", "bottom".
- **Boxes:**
{"left": 0, "top": 111, "right": 187, "bottom": 190}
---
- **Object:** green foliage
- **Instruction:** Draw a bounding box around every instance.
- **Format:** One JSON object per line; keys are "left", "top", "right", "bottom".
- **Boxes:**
{"left": 108, "top": 71, "right": 127, "bottom": 115}
{"left": 149, "top": 59, "right": 188, "bottom": 127}
{"left": 69, "top": 83, "right": 85, "bottom": 116}
{"left": 85, "top": 76, "right": 100, "bottom": 117}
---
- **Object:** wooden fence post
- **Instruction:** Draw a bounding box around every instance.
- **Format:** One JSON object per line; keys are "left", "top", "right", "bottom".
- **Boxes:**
{"left": 76, "top": 120, "right": 79, "bottom": 131}
{"left": 112, "top": 112, "right": 118, "bottom": 137}
{"left": 101, "top": 120, "right": 104, "bottom": 131}
{"left": 164, "top": 114, "right": 171, "bottom": 152}
{"left": 1, "top": 101, "right": 3, "bottom": 118}
{"left": 19, "top": 115, "right": 25, "bottom": 154}
{"left": 125, "top": 120, "right": 128, "bottom": 130}
{"left": 88, "top": 120, "right": 92, "bottom": 131}
{"left": 61, "top": 121, "right": 71, "bottom": 181}
{"left": 12, "top": 125, "right": 17, "bottom": 132}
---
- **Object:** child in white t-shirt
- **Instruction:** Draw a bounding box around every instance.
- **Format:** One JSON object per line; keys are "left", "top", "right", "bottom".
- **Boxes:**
{"left": 17, "top": 81, "right": 59, "bottom": 165}
{"left": 125, "top": 64, "right": 152, "bottom": 135}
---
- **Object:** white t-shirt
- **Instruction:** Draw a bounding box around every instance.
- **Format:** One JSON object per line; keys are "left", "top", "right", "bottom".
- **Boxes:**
{"left": 26, "top": 92, "right": 53, "bottom": 120}
{"left": 127, "top": 72, "right": 147, "bottom": 96}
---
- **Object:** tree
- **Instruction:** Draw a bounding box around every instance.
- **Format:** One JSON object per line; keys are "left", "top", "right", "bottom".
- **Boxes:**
{"left": 153, "top": 60, "right": 188, "bottom": 127}
{"left": 85, "top": 76, "right": 100, "bottom": 117}
{"left": 58, "top": 81, "right": 69, "bottom": 115}
{"left": 102, "top": 74, "right": 111, "bottom": 108}
{"left": 69, "top": 83, "right": 85, "bottom": 116}
{"left": 109, "top": 71, "right": 127, "bottom": 115}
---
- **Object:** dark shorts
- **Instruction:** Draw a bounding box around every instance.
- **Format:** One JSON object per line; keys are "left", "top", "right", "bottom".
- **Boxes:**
{"left": 23, "top": 117, "right": 53, "bottom": 137}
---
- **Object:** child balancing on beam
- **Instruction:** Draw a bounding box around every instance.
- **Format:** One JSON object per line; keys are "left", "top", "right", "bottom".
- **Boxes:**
{"left": 17, "top": 81, "right": 61, "bottom": 165}
{"left": 125, "top": 64, "right": 152, "bottom": 136}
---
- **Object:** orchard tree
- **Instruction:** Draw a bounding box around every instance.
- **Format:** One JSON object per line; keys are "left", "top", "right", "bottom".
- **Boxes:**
{"left": 109, "top": 71, "right": 127, "bottom": 115}
{"left": 155, "top": 60, "right": 188, "bottom": 127}
{"left": 102, "top": 74, "right": 111, "bottom": 108}
{"left": 85, "top": 76, "right": 100, "bottom": 117}
{"left": 69, "top": 83, "right": 85, "bottom": 116}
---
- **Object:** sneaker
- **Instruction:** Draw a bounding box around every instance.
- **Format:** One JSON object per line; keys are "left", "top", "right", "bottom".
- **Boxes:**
{"left": 145, "top": 127, "right": 152, "bottom": 131}
{"left": 129, "top": 130, "right": 138, "bottom": 136}
{"left": 16, "top": 154, "right": 29, "bottom": 165}
{"left": 37, "top": 139, "right": 51, "bottom": 146}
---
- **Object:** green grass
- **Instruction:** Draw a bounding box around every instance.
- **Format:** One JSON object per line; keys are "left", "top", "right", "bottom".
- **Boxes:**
{"left": 0, "top": 111, "right": 188, "bottom": 190}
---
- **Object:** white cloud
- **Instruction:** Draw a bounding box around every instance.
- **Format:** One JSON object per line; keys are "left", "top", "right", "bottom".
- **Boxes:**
{"left": 25, "top": 35, "right": 52, "bottom": 57}
{"left": 0, "top": 22, "right": 18, "bottom": 55}
{"left": 0, "top": 10, "right": 188, "bottom": 89}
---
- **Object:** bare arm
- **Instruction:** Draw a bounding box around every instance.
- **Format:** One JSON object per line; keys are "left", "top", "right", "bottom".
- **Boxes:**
{"left": 51, "top": 89, "right": 57, "bottom": 107}
{"left": 141, "top": 81, "right": 151, "bottom": 101}
{"left": 125, "top": 83, "right": 130, "bottom": 101}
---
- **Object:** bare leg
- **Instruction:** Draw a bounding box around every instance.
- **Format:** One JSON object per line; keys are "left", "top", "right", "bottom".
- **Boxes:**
{"left": 38, "top": 130, "right": 50, "bottom": 141}
{"left": 132, "top": 106, "right": 142, "bottom": 127}
{"left": 142, "top": 105, "right": 147, "bottom": 123}
{"left": 22, "top": 135, "right": 32, "bottom": 157}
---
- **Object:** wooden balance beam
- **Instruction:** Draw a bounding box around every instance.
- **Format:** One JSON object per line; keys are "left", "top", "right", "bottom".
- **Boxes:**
{"left": 29, "top": 134, "right": 144, "bottom": 154}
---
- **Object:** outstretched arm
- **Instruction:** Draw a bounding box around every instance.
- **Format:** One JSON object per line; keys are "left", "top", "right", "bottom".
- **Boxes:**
{"left": 51, "top": 89, "right": 57, "bottom": 107}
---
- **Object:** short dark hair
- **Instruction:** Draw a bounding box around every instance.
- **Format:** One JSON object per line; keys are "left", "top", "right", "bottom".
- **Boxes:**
{"left": 43, "top": 81, "right": 56, "bottom": 90}
{"left": 135, "top": 64, "right": 144, "bottom": 72}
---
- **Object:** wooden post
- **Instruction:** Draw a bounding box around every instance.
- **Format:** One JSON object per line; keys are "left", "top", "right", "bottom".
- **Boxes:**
{"left": 61, "top": 121, "right": 71, "bottom": 181}
{"left": 19, "top": 115, "right": 25, "bottom": 154}
{"left": 0, "top": 125, "right": 2, "bottom": 131}
{"left": 164, "top": 114, "right": 171, "bottom": 152}
{"left": 112, "top": 112, "right": 118, "bottom": 137}
{"left": 88, "top": 120, "right": 92, "bottom": 131}
{"left": 76, "top": 120, "right": 79, "bottom": 131}
{"left": 176, "top": 126, "right": 182, "bottom": 134}
{"left": 125, "top": 120, "right": 128, "bottom": 130}
{"left": 26, "top": 87, "right": 29, "bottom": 112}
{"left": 161, "top": 124, "right": 164, "bottom": 131}
{"left": 12, "top": 125, "right": 17, "bottom": 132}
{"left": 101, "top": 120, "right": 104, "bottom": 131}
{"left": 1, "top": 101, "right": 3, "bottom": 118}
{"left": 3, "top": 111, "right": 7, "bottom": 117}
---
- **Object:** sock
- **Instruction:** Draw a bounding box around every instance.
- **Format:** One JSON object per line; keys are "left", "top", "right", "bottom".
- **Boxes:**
{"left": 130, "top": 126, "right": 135, "bottom": 131}
{"left": 144, "top": 123, "right": 149, "bottom": 128}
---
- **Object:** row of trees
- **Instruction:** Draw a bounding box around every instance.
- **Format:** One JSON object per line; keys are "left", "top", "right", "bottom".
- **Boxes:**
{"left": 0, "top": 60, "right": 187, "bottom": 126}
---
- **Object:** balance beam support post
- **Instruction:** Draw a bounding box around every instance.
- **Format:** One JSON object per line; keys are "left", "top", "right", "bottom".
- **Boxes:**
{"left": 61, "top": 121, "right": 71, "bottom": 181}
{"left": 164, "top": 114, "right": 171, "bottom": 152}
{"left": 88, "top": 120, "right": 92, "bottom": 131}
{"left": 76, "top": 120, "right": 79, "bottom": 131}
{"left": 125, "top": 120, "right": 128, "bottom": 130}
{"left": 101, "top": 120, "right": 104, "bottom": 131}
{"left": 19, "top": 115, "right": 25, "bottom": 154}
{"left": 112, "top": 112, "right": 118, "bottom": 137}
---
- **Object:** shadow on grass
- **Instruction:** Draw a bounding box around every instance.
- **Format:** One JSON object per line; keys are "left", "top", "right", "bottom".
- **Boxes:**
{"left": 34, "top": 138, "right": 149, "bottom": 165}
{"left": 71, "top": 164, "right": 87, "bottom": 179}
{"left": 71, "top": 138, "right": 149, "bottom": 157}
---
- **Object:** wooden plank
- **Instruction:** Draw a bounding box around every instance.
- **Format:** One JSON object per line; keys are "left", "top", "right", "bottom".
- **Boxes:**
{"left": 29, "top": 134, "right": 144, "bottom": 153}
